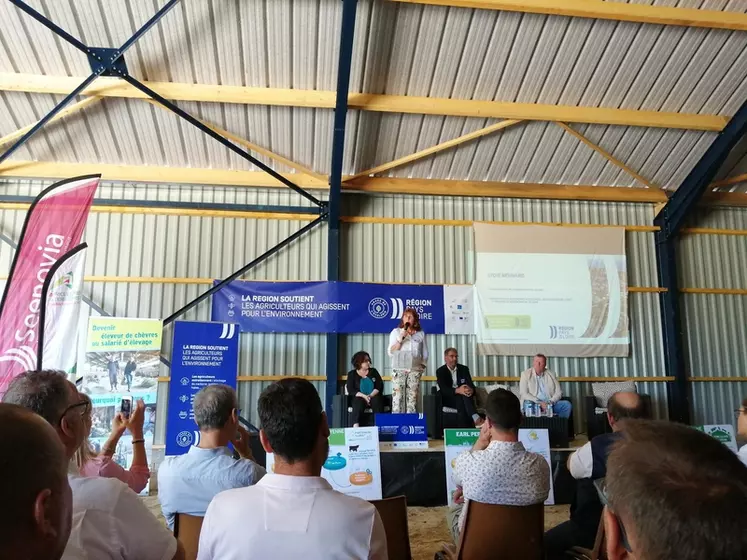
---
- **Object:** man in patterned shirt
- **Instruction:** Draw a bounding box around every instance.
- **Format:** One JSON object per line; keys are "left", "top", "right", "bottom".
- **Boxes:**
{"left": 447, "top": 388, "right": 550, "bottom": 543}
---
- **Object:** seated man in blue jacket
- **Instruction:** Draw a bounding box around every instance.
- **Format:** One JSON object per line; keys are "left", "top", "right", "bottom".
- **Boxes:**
{"left": 436, "top": 348, "right": 483, "bottom": 428}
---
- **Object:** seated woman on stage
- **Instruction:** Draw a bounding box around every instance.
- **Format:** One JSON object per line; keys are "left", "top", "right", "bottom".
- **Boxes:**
{"left": 346, "top": 351, "right": 385, "bottom": 427}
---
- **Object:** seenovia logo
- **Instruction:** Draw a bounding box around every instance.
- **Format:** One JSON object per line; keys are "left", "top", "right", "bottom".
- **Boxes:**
{"left": 176, "top": 431, "right": 193, "bottom": 447}
{"left": 368, "top": 297, "right": 389, "bottom": 319}
{"left": 0, "top": 346, "right": 37, "bottom": 371}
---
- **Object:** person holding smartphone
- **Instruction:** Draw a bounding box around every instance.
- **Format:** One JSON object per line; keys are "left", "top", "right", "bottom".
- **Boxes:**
{"left": 75, "top": 394, "right": 151, "bottom": 493}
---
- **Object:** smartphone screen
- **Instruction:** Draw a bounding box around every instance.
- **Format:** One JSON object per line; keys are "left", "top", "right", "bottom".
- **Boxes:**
{"left": 120, "top": 397, "right": 132, "bottom": 419}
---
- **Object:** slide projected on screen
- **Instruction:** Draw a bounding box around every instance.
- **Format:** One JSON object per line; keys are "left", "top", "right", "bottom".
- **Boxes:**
{"left": 474, "top": 223, "right": 628, "bottom": 357}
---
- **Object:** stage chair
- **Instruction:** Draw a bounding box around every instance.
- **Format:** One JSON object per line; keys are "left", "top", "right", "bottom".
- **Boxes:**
{"left": 566, "top": 516, "right": 607, "bottom": 560}
{"left": 173, "top": 513, "right": 204, "bottom": 560}
{"left": 586, "top": 382, "right": 651, "bottom": 440}
{"left": 370, "top": 495, "right": 412, "bottom": 560}
{"left": 425, "top": 387, "right": 462, "bottom": 438}
{"left": 448, "top": 501, "right": 545, "bottom": 560}
{"left": 331, "top": 384, "right": 392, "bottom": 428}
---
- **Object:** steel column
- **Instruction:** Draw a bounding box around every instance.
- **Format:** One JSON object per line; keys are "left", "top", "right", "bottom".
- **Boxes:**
{"left": 654, "top": 98, "right": 747, "bottom": 423}
{"left": 325, "top": 0, "right": 358, "bottom": 414}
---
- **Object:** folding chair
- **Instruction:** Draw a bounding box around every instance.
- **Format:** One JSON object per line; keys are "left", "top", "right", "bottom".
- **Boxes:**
{"left": 370, "top": 495, "right": 412, "bottom": 560}
{"left": 437, "top": 501, "right": 544, "bottom": 560}
{"left": 173, "top": 513, "right": 204, "bottom": 560}
{"left": 566, "top": 516, "right": 606, "bottom": 560}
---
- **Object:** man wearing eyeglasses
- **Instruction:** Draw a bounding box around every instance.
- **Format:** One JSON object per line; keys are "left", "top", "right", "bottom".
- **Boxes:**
{"left": 603, "top": 420, "right": 747, "bottom": 559}
{"left": 2, "top": 370, "right": 185, "bottom": 560}
{"left": 544, "top": 391, "right": 648, "bottom": 560}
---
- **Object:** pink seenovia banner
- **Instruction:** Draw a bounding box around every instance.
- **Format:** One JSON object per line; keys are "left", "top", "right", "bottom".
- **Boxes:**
{"left": 0, "top": 175, "right": 99, "bottom": 393}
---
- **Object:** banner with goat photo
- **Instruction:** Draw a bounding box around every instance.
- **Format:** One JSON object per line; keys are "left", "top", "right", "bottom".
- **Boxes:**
{"left": 81, "top": 317, "right": 163, "bottom": 495}
{"left": 0, "top": 175, "right": 99, "bottom": 393}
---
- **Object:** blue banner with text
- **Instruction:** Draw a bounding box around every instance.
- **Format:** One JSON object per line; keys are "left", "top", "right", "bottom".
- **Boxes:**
{"left": 210, "top": 281, "right": 447, "bottom": 334}
{"left": 375, "top": 413, "right": 428, "bottom": 449}
{"left": 165, "top": 321, "right": 239, "bottom": 456}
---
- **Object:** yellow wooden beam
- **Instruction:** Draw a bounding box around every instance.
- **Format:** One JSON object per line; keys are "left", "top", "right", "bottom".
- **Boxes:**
{"left": 0, "top": 73, "right": 727, "bottom": 131}
{"left": 347, "top": 119, "right": 522, "bottom": 181}
{"left": 555, "top": 122, "right": 655, "bottom": 189}
{"left": 700, "top": 192, "right": 747, "bottom": 208}
{"left": 711, "top": 173, "right": 747, "bottom": 188}
{"left": 389, "top": 0, "right": 747, "bottom": 31}
{"left": 143, "top": 99, "right": 328, "bottom": 184}
{"left": 345, "top": 176, "right": 669, "bottom": 203}
{"left": 0, "top": 96, "right": 102, "bottom": 149}
{"left": 0, "top": 160, "right": 672, "bottom": 203}
{"left": 9, "top": 160, "right": 747, "bottom": 208}
{"left": 0, "top": 160, "right": 328, "bottom": 190}
{"left": 681, "top": 288, "right": 747, "bottom": 295}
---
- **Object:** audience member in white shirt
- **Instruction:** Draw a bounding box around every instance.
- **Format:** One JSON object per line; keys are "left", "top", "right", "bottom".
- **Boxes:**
{"left": 198, "top": 377, "right": 387, "bottom": 560}
{"left": 2, "top": 370, "right": 184, "bottom": 560}
{"left": 0, "top": 403, "right": 73, "bottom": 560}
{"left": 447, "top": 388, "right": 550, "bottom": 545}
{"left": 738, "top": 397, "right": 747, "bottom": 467}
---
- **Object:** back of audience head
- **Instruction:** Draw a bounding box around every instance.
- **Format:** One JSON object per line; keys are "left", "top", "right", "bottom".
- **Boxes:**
{"left": 193, "top": 383, "right": 239, "bottom": 435}
{"left": 0, "top": 403, "right": 72, "bottom": 560}
{"left": 258, "top": 378, "right": 328, "bottom": 471}
{"left": 607, "top": 391, "right": 649, "bottom": 429}
{"left": 485, "top": 388, "right": 522, "bottom": 434}
{"left": 604, "top": 419, "right": 747, "bottom": 560}
{"left": 2, "top": 370, "right": 87, "bottom": 457}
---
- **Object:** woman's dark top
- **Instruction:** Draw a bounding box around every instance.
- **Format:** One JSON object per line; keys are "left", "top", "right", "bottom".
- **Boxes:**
{"left": 346, "top": 368, "right": 384, "bottom": 396}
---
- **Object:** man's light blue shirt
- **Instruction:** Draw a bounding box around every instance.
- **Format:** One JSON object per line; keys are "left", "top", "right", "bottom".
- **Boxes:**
{"left": 158, "top": 445, "right": 266, "bottom": 529}
{"left": 535, "top": 373, "right": 549, "bottom": 402}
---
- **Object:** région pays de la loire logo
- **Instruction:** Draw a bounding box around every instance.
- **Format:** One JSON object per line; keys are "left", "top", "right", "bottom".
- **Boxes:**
{"left": 368, "top": 297, "right": 406, "bottom": 319}
{"left": 0, "top": 234, "right": 67, "bottom": 371}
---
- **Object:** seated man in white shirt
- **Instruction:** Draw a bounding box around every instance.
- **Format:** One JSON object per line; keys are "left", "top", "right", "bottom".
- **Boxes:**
{"left": 520, "top": 354, "right": 572, "bottom": 418}
{"left": 198, "top": 377, "right": 387, "bottom": 560}
{"left": 544, "top": 391, "right": 648, "bottom": 560}
{"left": 158, "top": 384, "right": 265, "bottom": 529}
{"left": 0, "top": 403, "right": 73, "bottom": 560}
{"left": 2, "top": 370, "right": 184, "bottom": 560}
{"left": 447, "top": 388, "right": 550, "bottom": 545}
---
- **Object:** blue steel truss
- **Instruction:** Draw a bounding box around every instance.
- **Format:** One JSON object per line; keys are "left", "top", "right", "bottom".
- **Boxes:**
{"left": 654, "top": 98, "right": 747, "bottom": 423}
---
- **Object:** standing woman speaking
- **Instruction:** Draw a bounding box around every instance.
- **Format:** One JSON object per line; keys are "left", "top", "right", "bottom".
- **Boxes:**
{"left": 388, "top": 307, "right": 429, "bottom": 413}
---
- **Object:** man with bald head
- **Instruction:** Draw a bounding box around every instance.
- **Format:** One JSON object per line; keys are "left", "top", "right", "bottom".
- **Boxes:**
{"left": 3, "top": 370, "right": 184, "bottom": 560}
{"left": 0, "top": 403, "right": 72, "bottom": 560}
{"left": 544, "top": 391, "right": 649, "bottom": 559}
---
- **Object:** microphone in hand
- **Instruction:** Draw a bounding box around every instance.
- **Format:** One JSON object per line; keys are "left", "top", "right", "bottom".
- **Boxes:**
{"left": 400, "top": 322, "right": 411, "bottom": 343}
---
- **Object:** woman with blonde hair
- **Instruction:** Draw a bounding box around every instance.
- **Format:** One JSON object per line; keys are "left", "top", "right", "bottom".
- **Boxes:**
{"left": 76, "top": 393, "right": 151, "bottom": 493}
{"left": 388, "top": 307, "right": 429, "bottom": 413}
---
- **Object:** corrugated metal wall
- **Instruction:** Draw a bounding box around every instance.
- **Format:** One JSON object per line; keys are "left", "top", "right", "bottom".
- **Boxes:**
{"left": 682, "top": 207, "right": 747, "bottom": 429}
{"left": 341, "top": 193, "right": 668, "bottom": 433}
{"left": 14, "top": 178, "right": 747, "bottom": 439}
{"left": 0, "top": 178, "right": 329, "bottom": 445}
